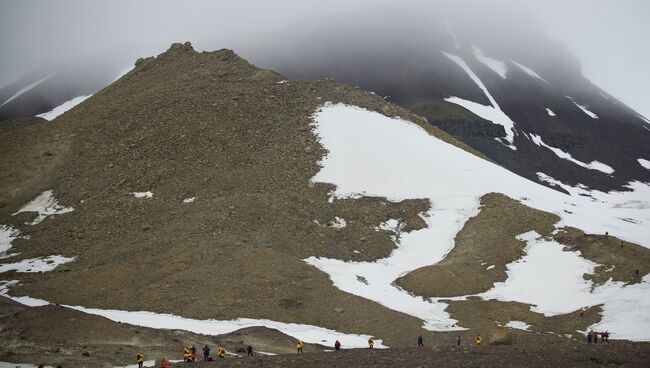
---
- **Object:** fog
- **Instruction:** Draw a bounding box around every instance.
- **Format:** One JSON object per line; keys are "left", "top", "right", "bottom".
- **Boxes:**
{"left": 1, "top": 0, "right": 648, "bottom": 117}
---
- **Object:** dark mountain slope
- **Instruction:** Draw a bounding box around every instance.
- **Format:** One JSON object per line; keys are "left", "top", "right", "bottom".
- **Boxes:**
{"left": 242, "top": 21, "right": 650, "bottom": 193}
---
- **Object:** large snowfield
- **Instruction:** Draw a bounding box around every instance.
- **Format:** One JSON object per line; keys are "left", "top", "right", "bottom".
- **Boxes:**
{"left": 307, "top": 102, "right": 650, "bottom": 339}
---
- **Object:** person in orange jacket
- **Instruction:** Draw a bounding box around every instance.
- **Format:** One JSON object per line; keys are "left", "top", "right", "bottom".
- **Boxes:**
{"left": 218, "top": 346, "right": 226, "bottom": 358}
{"left": 368, "top": 338, "right": 374, "bottom": 349}
{"left": 475, "top": 335, "right": 482, "bottom": 345}
{"left": 296, "top": 340, "right": 303, "bottom": 353}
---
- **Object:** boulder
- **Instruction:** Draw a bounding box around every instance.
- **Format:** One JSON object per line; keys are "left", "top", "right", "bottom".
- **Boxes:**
{"left": 490, "top": 326, "right": 515, "bottom": 345}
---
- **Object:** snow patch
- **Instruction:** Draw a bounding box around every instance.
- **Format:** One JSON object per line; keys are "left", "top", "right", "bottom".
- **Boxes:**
{"left": 12, "top": 190, "right": 74, "bottom": 225}
{"left": 114, "top": 361, "right": 156, "bottom": 368}
{"left": 0, "top": 280, "right": 384, "bottom": 349}
{"left": 638, "top": 159, "right": 650, "bottom": 170}
{"left": 0, "top": 255, "right": 75, "bottom": 273}
{"left": 511, "top": 61, "right": 550, "bottom": 84}
{"left": 0, "top": 280, "right": 49, "bottom": 306}
{"left": 0, "top": 225, "right": 20, "bottom": 255}
{"left": 530, "top": 134, "right": 614, "bottom": 175}
{"left": 183, "top": 197, "right": 196, "bottom": 203}
{"left": 37, "top": 95, "right": 92, "bottom": 121}
{"left": 1, "top": 74, "right": 55, "bottom": 107}
{"left": 329, "top": 217, "right": 347, "bottom": 229}
{"left": 546, "top": 108, "right": 556, "bottom": 117}
{"left": 442, "top": 52, "right": 517, "bottom": 148}
{"left": 471, "top": 46, "right": 508, "bottom": 78}
{"left": 0, "top": 363, "right": 54, "bottom": 368}
{"left": 505, "top": 320, "right": 531, "bottom": 331}
{"left": 573, "top": 102, "right": 598, "bottom": 119}
{"left": 477, "top": 232, "right": 650, "bottom": 341}
{"left": 566, "top": 97, "right": 598, "bottom": 119}
{"left": 481, "top": 231, "right": 600, "bottom": 315}
{"left": 591, "top": 275, "right": 650, "bottom": 341}
{"left": 486, "top": 265, "right": 495, "bottom": 270}
{"left": 132, "top": 191, "right": 153, "bottom": 199}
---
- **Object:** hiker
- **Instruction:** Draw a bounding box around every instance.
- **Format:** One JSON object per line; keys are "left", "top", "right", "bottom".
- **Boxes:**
{"left": 218, "top": 346, "right": 226, "bottom": 358}
{"left": 579, "top": 306, "right": 587, "bottom": 317}
{"left": 620, "top": 240, "right": 624, "bottom": 248}
{"left": 417, "top": 335, "right": 424, "bottom": 347}
{"left": 190, "top": 345, "right": 197, "bottom": 362}
{"left": 605, "top": 231, "right": 608, "bottom": 238}
{"left": 368, "top": 338, "right": 374, "bottom": 349}
{"left": 593, "top": 330, "right": 599, "bottom": 344}
{"left": 475, "top": 335, "right": 482, "bottom": 345}
{"left": 160, "top": 358, "right": 169, "bottom": 368}
{"left": 183, "top": 346, "right": 191, "bottom": 362}
{"left": 334, "top": 340, "right": 341, "bottom": 351}
{"left": 203, "top": 345, "right": 210, "bottom": 361}
{"left": 603, "top": 331, "right": 610, "bottom": 343}
{"left": 247, "top": 345, "right": 254, "bottom": 356}
{"left": 456, "top": 335, "right": 461, "bottom": 347}
{"left": 137, "top": 352, "right": 145, "bottom": 368}
{"left": 635, "top": 267, "right": 641, "bottom": 276}
{"left": 38, "top": 363, "right": 45, "bottom": 368}
{"left": 296, "top": 340, "right": 303, "bottom": 353}
{"left": 587, "top": 331, "right": 593, "bottom": 344}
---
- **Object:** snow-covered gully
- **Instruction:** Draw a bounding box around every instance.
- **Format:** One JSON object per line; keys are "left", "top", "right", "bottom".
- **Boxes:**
{"left": 442, "top": 52, "right": 517, "bottom": 149}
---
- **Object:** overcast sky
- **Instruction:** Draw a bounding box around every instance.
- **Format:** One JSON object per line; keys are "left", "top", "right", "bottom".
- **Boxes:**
{"left": 1, "top": 0, "right": 648, "bottom": 117}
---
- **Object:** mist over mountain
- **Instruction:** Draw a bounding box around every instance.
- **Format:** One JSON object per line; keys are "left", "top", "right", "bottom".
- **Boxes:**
{"left": 2, "top": 1, "right": 648, "bottom": 193}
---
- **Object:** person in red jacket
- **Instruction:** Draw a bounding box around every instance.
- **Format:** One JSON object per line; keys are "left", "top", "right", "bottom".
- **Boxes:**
{"left": 160, "top": 358, "right": 169, "bottom": 368}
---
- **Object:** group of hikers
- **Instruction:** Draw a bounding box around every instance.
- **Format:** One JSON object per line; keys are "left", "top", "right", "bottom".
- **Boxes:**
{"left": 136, "top": 344, "right": 230, "bottom": 367}
{"left": 181, "top": 344, "right": 228, "bottom": 362}
{"left": 130, "top": 327, "right": 616, "bottom": 366}
{"left": 587, "top": 330, "right": 610, "bottom": 344}
{"left": 37, "top": 328, "right": 617, "bottom": 368}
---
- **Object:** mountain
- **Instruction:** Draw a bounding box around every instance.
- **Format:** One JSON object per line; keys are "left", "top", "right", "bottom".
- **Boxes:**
{"left": 244, "top": 20, "right": 650, "bottom": 194}
{"left": 1, "top": 43, "right": 649, "bottom": 366}
{"left": 3, "top": 19, "right": 649, "bottom": 197}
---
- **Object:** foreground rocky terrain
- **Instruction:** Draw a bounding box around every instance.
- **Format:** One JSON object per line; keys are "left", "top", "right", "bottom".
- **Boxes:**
{"left": 0, "top": 296, "right": 325, "bottom": 367}
{"left": 165, "top": 344, "right": 650, "bottom": 368}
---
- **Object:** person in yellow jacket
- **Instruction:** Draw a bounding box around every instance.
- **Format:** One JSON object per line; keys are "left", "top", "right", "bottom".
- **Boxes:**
{"left": 136, "top": 352, "right": 144, "bottom": 368}
{"left": 183, "top": 346, "right": 192, "bottom": 362}
{"left": 475, "top": 335, "right": 482, "bottom": 345}
{"left": 296, "top": 340, "right": 303, "bottom": 353}
{"left": 218, "top": 346, "right": 226, "bottom": 358}
{"left": 368, "top": 338, "right": 374, "bottom": 349}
